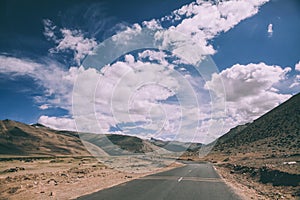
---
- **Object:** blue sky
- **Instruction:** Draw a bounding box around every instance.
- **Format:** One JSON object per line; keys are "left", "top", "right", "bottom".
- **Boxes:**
{"left": 0, "top": 0, "right": 299, "bottom": 143}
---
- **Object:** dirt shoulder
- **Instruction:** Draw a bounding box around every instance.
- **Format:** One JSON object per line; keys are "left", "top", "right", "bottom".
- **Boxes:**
{"left": 215, "top": 165, "right": 272, "bottom": 200}
{"left": 0, "top": 156, "right": 183, "bottom": 200}
{"left": 183, "top": 152, "right": 300, "bottom": 200}
{"left": 203, "top": 153, "right": 300, "bottom": 200}
{"left": 215, "top": 164, "right": 300, "bottom": 200}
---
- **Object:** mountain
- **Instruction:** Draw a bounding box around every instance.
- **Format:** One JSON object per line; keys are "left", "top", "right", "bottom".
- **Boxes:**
{"left": 149, "top": 137, "right": 202, "bottom": 152}
{"left": 212, "top": 93, "right": 300, "bottom": 154}
{"left": 0, "top": 119, "right": 171, "bottom": 157}
{"left": 80, "top": 133, "right": 165, "bottom": 155}
{"left": 0, "top": 119, "right": 90, "bottom": 156}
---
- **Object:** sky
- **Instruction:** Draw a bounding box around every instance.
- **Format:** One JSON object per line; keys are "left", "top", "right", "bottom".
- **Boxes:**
{"left": 0, "top": 0, "right": 299, "bottom": 143}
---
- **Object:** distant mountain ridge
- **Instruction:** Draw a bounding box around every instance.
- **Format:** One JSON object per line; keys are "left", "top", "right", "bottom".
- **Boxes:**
{"left": 212, "top": 93, "right": 300, "bottom": 154}
{"left": 150, "top": 137, "right": 202, "bottom": 152}
{"left": 4, "top": 91, "right": 297, "bottom": 158}
{"left": 80, "top": 133, "right": 165, "bottom": 156}
{"left": 0, "top": 119, "right": 201, "bottom": 157}
{"left": 0, "top": 119, "right": 89, "bottom": 156}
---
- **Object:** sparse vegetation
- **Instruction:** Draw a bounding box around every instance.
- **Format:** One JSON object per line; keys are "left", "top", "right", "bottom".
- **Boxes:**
{"left": 201, "top": 93, "right": 300, "bottom": 199}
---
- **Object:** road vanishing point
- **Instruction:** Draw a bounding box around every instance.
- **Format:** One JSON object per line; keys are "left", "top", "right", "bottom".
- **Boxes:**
{"left": 77, "top": 162, "right": 241, "bottom": 200}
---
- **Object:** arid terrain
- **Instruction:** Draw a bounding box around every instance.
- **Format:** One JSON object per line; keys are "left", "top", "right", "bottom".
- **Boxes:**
{"left": 0, "top": 93, "right": 299, "bottom": 199}
{"left": 0, "top": 156, "right": 182, "bottom": 200}
{"left": 0, "top": 119, "right": 185, "bottom": 199}
{"left": 198, "top": 93, "right": 300, "bottom": 199}
{"left": 207, "top": 153, "right": 299, "bottom": 200}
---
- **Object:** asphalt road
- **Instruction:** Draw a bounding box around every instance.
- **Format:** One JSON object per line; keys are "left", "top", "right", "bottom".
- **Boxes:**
{"left": 77, "top": 162, "right": 241, "bottom": 200}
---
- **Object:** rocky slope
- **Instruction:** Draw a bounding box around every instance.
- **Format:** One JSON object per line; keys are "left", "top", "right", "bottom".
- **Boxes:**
{"left": 212, "top": 93, "right": 300, "bottom": 155}
{"left": 0, "top": 119, "right": 90, "bottom": 156}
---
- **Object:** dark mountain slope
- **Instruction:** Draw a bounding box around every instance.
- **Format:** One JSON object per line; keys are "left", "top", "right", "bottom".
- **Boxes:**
{"left": 212, "top": 93, "right": 300, "bottom": 154}
{"left": 0, "top": 120, "right": 168, "bottom": 157}
{"left": 0, "top": 119, "right": 90, "bottom": 156}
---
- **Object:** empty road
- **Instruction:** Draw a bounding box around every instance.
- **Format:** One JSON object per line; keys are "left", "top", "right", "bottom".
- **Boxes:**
{"left": 77, "top": 162, "right": 241, "bottom": 200}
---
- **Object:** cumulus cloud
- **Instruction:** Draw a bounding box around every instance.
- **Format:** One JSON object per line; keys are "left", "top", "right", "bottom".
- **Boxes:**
{"left": 39, "top": 104, "right": 49, "bottom": 110}
{"left": 295, "top": 61, "right": 300, "bottom": 71}
{"left": 205, "top": 63, "right": 291, "bottom": 126}
{"left": 2, "top": 0, "right": 281, "bottom": 143}
{"left": 268, "top": 23, "right": 273, "bottom": 37}
{"left": 142, "top": 19, "right": 162, "bottom": 30}
{"left": 41, "top": 0, "right": 271, "bottom": 142}
{"left": 206, "top": 63, "right": 291, "bottom": 101}
{"left": 71, "top": 51, "right": 224, "bottom": 142}
{"left": 75, "top": 58, "right": 182, "bottom": 134}
{"left": 43, "top": 19, "right": 98, "bottom": 65}
{"left": 111, "top": 23, "right": 142, "bottom": 44}
{"left": 38, "top": 115, "right": 77, "bottom": 131}
{"left": 106, "top": 0, "right": 269, "bottom": 67}
{"left": 138, "top": 50, "right": 169, "bottom": 65}
{"left": 1, "top": 54, "right": 204, "bottom": 141}
{"left": 289, "top": 74, "right": 300, "bottom": 89}
{"left": 155, "top": 0, "right": 269, "bottom": 57}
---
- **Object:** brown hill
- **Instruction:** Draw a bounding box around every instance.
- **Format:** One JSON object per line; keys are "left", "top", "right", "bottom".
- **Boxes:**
{"left": 149, "top": 137, "right": 202, "bottom": 152}
{"left": 0, "top": 120, "right": 168, "bottom": 157}
{"left": 80, "top": 133, "right": 166, "bottom": 155}
{"left": 206, "top": 93, "right": 300, "bottom": 199}
{"left": 0, "top": 119, "right": 90, "bottom": 157}
{"left": 212, "top": 92, "right": 300, "bottom": 154}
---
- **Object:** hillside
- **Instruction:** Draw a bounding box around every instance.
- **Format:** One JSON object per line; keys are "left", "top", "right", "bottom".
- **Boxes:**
{"left": 0, "top": 120, "right": 174, "bottom": 157}
{"left": 0, "top": 119, "right": 90, "bottom": 156}
{"left": 80, "top": 133, "right": 165, "bottom": 155}
{"left": 212, "top": 93, "right": 300, "bottom": 154}
{"left": 150, "top": 137, "right": 202, "bottom": 152}
{"left": 204, "top": 93, "right": 300, "bottom": 199}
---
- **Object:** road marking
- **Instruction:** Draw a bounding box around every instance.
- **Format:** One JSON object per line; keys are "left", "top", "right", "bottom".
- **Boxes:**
{"left": 140, "top": 176, "right": 222, "bottom": 183}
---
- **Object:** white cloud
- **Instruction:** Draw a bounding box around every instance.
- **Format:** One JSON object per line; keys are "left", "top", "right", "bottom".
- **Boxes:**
{"left": 45, "top": 0, "right": 271, "bottom": 143}
{"left": 0, "top": 55, "right": 82, "bottom": 110}
{"left": 162, "top": 0, "right": 269, "bottom": 49}
{"left": 205, "top": 63, "right": 291, "bottom": 126}
{"left": 95, "top": 0, "right": 270, "bottom": 67}
{"left": 87, "top": 60, "right": 181, "bottom": 131}
{"left": 290, "top": 82, "right": 300, "bottom": 88}
{"left": 39, "top": 104, "right": 49, "bottom": 110}
{"left": 1, "top": 0, "right": 279, "bottom": 143}
{"left": 138, "top": 50, "right": 168, "bottom": 65}
{"left": 0, "top": 56, "right": 41, "bottom": 76}
{"left": 142, "top": 19, "right": 162, "bottom": 30}
{"left": 138, "top": 0, "right": 268, "bottom": 65}
{"left": 111, "top": 23, "right": 142, "bottom": 44}
{"left": 268, "top": 23, "right": 273, "bottom": 37}
{"left": 290, "top": 62, "right": 300, "bottom": 89}
{"left": 206, "top": 63, "right": 291, "bottom": 101}
{"left": 0, "top": 54, "right": 206, "bottom": 142}
{"left": 295, "top": 61, "right": 300, "bottom": 71}
{"left": 43, "top": 19, "right": 57, "bottom": 41}
{"left": 43, "top": 19, "right": 98, "bottom": 65}
{"left": 290, "top": 75, "right": 300, "bottom": 89}
{"left": 71, "top": 56, "right": 214, "bottom": 142}
{"left": 38, "top": 115, "right": 76, "bottom": 131}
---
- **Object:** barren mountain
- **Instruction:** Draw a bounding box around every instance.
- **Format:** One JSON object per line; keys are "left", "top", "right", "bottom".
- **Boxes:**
{"left": 80, "top": 133, "right": 166, "bottom": 155}
{"left": 212, "top": 92, "right": 300, "bottom": 154}
{"left": 0, "top": 120, "right": 171, "bottom": 157}
{"left": 0, "top": 119, "right": 90, "bottom": 156}
{"left": 149, "top": 137, "right": 202, "bottom": 152}
{"left": 204, "top": 93, "right": 300, "bottom": 199}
